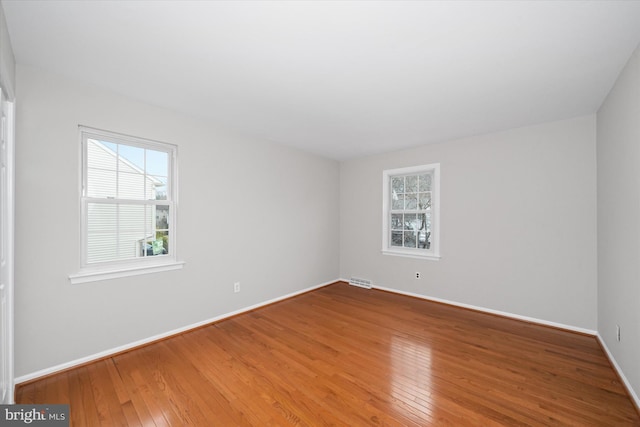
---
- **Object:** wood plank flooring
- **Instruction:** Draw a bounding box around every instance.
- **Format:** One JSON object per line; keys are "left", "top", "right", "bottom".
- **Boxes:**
{"left": 16, "top": 282, "right": 640, "bottom": 426}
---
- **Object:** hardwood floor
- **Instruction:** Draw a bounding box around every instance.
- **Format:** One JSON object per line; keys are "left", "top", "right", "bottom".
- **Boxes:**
{"left": 16, "top": 282, "right": 640, "bottom": 426}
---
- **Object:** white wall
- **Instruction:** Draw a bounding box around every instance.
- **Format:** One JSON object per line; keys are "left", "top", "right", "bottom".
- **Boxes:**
{"left": 340, "top": 116, "right": 597, "bottom": 330}
{"left": 14, "top": 64, "right": 340, "bottom": 377}
{"left": 597, "top": 43, "right": 640, "bottom": 401}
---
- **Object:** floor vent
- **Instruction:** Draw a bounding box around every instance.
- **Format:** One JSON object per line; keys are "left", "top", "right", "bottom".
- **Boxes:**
{"left": 349, "top": 277, "right": 372, "bottom": 289}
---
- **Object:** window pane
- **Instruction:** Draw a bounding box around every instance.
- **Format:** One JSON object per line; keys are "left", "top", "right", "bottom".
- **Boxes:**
{"left": 156, "top": 205, "right": 169, "bottom": 230}
{"left": 146, "top": 149, "right": 168, "bottom": 177}
{"left": 403, "top": 231, "right": 417, "bottom": 248}
{"left": 420, "top": 213, "right": 431, "bottom": 249}
{"left": 418, "top": 174, "right": 432, "bottom": 191}
{"left": 391, "top": 231, "right": 403, "bottom": 247}
{"left": 405, "top": 193, "right": 418, "bottom": 210}
{"left": 151, "top": 176, "right": 168, "bottom": 200}
{"left": 391, "top": 213, "right": 403, "bottom": 230}
{"left": 419, "top": 192, "right": 431, "bottom": 210}
{"left": 151, "top": 239, "right": 165, "bottom": 255}
{"left": 391, "top": 177, "right": 404, "bottom": 193}
{"left": 155, "top": 230, "right": 169, "bottom": 255}
{"left": 392, "top": 194, "right": 404, "bottom": 210}
{"left": 141, "top": 236, "right": 167, "bottom": 257}
{"left": 118, "top": 144, "right": 145, "bottom": 172}
{"left": 406, "top": 175, "right": 418, "bottom": 192}
{"left": 418, "top": 230, "right": 429, "bottom": 249}
{"left": 404, "top": 213, "right": 419, "bottom": 231}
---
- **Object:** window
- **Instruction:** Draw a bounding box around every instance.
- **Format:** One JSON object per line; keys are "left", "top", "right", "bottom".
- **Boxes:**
{"left": 382, "top": 164, "right": 440, "bottom": 259}
{"left": 70, "top": 127, "right": 183, "bottom": 284}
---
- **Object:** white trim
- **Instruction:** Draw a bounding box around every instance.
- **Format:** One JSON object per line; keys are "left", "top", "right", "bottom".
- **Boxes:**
{"left": 381, "top": 249, "right": 441, "bottom": 260}
{"left": 596, "top": 333, "right": 640, "bottom": 410}
{"left": 1, "top": 94, "right": 15, "bottom": 404}
{"left": 15, "top": 279, "right": 338, "bottom": 384}
{"left": 337, "top": 279, "right": 597, "bottom": 336}
{"left": 78, "top": 126, "right": 176, "bottom": 153}
{"left": 373, "top": 284, "right": 596, "bottom": 335}
{"left": 69, "top": 260, "right": 185, "bottom": 284}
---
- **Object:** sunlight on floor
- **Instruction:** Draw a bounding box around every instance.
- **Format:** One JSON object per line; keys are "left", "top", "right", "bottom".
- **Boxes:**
{"left": 390, "top": 334, "right": 434, "bottom": 422}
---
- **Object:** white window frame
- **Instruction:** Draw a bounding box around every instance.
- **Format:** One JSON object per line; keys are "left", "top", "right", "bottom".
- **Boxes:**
{"left": 69, "top": 127, "right": 183, "bottom": 284}
{"left": 382, "top": 163, "right": 441, "bottom": 260}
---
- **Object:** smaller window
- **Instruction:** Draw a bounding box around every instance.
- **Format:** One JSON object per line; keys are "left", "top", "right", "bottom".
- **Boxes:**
{"left": 70, "top": 127, "right": 183, "bottom": 284}
{"left": 382, "top": 164, "right": 440, "bottom": 260}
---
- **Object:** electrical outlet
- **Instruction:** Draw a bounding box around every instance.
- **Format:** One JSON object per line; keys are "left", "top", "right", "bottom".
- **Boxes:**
{"left": 616, "top": 324, "right": 621, "bottom": 342}
{"left": 415, "top": 272, "right": 421, "bottom": 279}
{"left": 234, "top": 282, "right": 240, "bottom": 293}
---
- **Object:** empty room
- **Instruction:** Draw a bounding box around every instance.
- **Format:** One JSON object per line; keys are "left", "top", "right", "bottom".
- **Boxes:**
{"left": 1, "top": 0, "right": 640, "bottom": 425}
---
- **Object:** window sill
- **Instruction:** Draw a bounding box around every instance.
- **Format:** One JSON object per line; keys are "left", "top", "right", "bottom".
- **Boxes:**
{"left": 381, "top": 249, "right": 441, "bottom": 261}
{"left": 69, "top": 260, "right": 185, "bottom": 284}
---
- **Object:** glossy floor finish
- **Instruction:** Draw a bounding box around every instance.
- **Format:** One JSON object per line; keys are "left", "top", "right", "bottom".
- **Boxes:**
{"left": 16, "top": 282, "right": 640, "bottom": 426}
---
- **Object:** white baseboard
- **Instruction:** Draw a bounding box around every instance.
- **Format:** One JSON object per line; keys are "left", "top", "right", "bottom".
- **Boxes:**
{"left": 596, "top": 333, "right": 640, "bottom": 411}
{"left": 15, "top": 279, "right": 338, "bottom": 385}
{"left": 338, "top": 278, "right": 597, "bottom": 335}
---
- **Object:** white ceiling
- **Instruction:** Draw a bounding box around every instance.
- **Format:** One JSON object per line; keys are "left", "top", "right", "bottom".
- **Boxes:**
{"left": 4, "top": 1, "right": 640, "bottom": 160}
